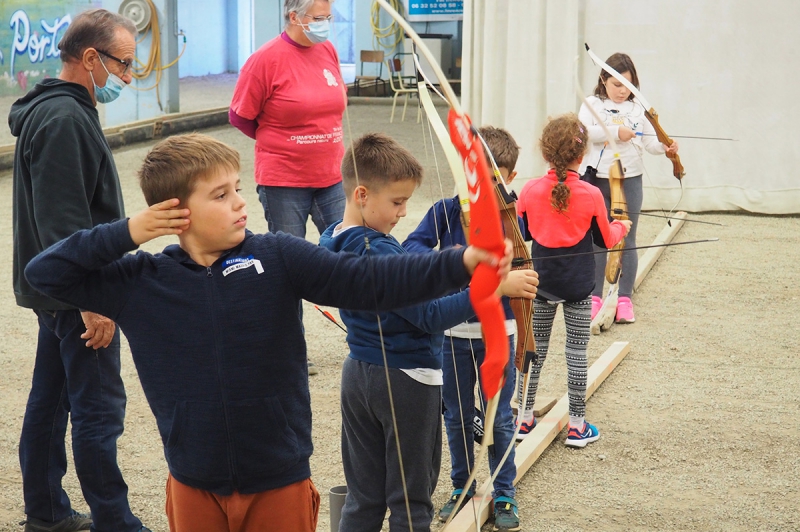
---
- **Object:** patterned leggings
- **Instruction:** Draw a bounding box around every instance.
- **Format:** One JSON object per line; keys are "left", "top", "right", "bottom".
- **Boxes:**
{"left": 517, "top": 296, "right": 592, "bottom": 418}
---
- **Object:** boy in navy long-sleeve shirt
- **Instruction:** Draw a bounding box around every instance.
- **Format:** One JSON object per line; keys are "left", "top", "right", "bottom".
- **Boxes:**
{"left": 319, "top": 133, "right": 533, "bottom": 532}
{"left": 24, "top": 133, "right": 513, "bottom": 532}
{"left": 403, "top": 126, "right": 537, "bottom": 530}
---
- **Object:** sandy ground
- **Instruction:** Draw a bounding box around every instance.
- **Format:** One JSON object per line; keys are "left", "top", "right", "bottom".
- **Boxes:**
{"left": 0, "top": 77, "right": 799, "bottom": 532}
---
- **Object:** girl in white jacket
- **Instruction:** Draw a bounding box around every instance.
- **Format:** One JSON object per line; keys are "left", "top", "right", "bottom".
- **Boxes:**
{"left": 578, "top": 52, "right": 679, "bottom": 323}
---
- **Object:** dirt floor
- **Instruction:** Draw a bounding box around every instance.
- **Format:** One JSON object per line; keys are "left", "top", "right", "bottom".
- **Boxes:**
{"left": 0, "top": 84, "right": 798, "bottom": 532}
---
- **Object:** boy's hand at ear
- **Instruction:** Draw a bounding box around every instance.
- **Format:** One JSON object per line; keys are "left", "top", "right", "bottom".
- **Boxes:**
{"left": 462, "top": 239, "right": 514, "bottom": 278}
{"left": 497, "top": 269, "right": 539, "bottom": 299}
{"left": 128, "top": 199, "right": 191, "bottom": 245}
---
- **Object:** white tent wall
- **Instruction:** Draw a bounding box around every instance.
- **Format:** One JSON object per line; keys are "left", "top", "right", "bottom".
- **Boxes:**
{"left": 463, "top": 0, "right": 800, "bottom": 214}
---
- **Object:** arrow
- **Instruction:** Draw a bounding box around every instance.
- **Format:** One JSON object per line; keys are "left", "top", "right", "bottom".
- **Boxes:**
{"left": 512, "top": 238, "right": 719, "bottom": 265}
{"left": 314, "top": 305, "right": 347, "bottom": 334}
{"left": 635, "top": 132, "right": 736, "bottom": 142}
{"left": 610, "top": 209, "right": 725, "bottom": 226}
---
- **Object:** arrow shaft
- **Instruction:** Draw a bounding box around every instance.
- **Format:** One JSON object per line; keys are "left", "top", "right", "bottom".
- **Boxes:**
{"left": 512, "top": 238, "right": 718, "bottom": 265}
{"left": 611, "top": 209, "right": 724, "bottom": 226}
{"left": 635, "top": 132, "right": 735, "bottom": 141}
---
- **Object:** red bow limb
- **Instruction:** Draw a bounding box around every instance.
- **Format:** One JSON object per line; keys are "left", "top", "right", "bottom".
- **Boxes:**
{"left": 448, "top": 110, "right": 508, "bottom": 399}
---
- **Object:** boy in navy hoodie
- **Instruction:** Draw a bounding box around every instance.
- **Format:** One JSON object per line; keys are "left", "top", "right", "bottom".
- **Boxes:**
{"left": 403, "top": 126, "right": 535, "bottom": 531}
{"left": 24, "top": 133, "right": 513, "bottom": 532}
{"left": 319, "top": 133, "right": 535, "bottom": 532}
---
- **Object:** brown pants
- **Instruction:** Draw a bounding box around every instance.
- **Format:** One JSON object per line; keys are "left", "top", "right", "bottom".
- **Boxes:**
{"left": 165, "top": 474, "right": 320, "bottom": 532}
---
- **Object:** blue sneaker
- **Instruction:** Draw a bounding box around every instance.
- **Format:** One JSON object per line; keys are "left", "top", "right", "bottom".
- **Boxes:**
{"left": 514, "top": 417, "right": 536, "bottom": 442}
{"left": 565, "top": 421, "right": 600, "bottom": 448}
{"left": 493, "top": 496, "right": 520, "bottom": 531}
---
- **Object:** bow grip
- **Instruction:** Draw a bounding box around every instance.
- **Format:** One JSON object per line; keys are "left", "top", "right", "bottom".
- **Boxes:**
{"left": 644, "top": 108, "right": 685, "bottom": 180}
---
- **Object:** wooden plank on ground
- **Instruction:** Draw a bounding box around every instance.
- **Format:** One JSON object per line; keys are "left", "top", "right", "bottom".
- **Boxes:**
{"left": 510, "top": 396, "right": 558, "bottom": 418}
{"left": 591, "top": 212, "right": 687, "bottom": 334}
{"left": 445, "top": 341, "right": 631, "bottom": 532}
{"left": 532, "top": 397, "right": 557, "bottom": 418}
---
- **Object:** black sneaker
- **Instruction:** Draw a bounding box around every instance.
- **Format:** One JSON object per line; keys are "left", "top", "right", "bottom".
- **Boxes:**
{"left": 20, "top": 511, "right": 91, "bottom": 532}
{"left": 493, "top": 497, "right": 520, "bottom": 531}
{"left": 438, "top": 488, "right": 474, "bottom": 522}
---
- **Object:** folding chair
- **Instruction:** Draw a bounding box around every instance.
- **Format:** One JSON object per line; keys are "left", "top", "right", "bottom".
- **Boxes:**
{"left": 353, "top": 50, "right": 387, "bottom": 96}
{"left": 386, "top": 58, "right": 420, "bottom": 123}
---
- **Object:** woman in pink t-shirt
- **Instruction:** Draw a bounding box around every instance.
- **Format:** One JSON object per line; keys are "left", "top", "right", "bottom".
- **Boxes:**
{"left": 230, "top": 0, "right": 346, "bottom": 240}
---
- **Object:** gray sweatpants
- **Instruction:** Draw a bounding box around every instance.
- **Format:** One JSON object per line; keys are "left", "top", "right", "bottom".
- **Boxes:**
{"left": 590, "top": 174, "right": 643, "bottom": 298}
{"left": 338, "top": 357, "right": 442, "bottom": 532}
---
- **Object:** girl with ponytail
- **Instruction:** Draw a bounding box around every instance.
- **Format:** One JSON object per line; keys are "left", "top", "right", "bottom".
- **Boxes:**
{"left": 514, "top": 113, "right": 631, "bottom": 446}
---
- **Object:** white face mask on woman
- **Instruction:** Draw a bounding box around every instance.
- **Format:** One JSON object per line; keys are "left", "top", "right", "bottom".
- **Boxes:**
{"left": 302, "top": 19, "right": 330, "bottom": 43}
{"left": 295, "top": 12, "right": 331, "bottom": 44}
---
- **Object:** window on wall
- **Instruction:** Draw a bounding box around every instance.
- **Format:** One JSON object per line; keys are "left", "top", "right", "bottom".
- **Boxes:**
{"left": 332, "top": 0, "right": 355, "bottom": 82}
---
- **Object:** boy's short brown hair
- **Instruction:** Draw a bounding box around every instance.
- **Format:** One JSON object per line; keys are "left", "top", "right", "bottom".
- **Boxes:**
{"left": 341, "top": 133, "right": 423, "bottom": 196}
{"left": 138, "top": 133, "right": 240, "bottom": 206}
{"left": 477, "top": 126, "right": 520, "bottom": 173}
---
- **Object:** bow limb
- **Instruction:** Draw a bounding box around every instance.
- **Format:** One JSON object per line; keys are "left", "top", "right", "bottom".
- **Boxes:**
{"left": 376, "top": 0, "right": 507, "bottom": 399}
{"left": 417, "top": 80, "right": 472, "bottom": 237}
{"left": 585, "top": 43, "right": 685, "bottom": 180}
{"left": 474, "top": 133, "right": 538, "bottom": 375}
{"left": 418, "top": 64, "right": 535, "bottom": 368}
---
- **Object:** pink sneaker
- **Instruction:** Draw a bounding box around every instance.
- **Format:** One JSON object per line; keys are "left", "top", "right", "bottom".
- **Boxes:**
{"left": 615, "top": 297, "right": 635, "bottom": 323}
{"left": 591, "top": 296, "right": 603, "bottom": 320}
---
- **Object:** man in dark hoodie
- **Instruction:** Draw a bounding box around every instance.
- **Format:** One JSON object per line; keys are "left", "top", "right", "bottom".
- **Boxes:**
{"left": 9, "top": 8, "right": 148, "bottom": 532}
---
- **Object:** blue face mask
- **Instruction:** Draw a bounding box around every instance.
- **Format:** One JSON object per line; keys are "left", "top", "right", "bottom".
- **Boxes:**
{"left": 301, "top": 19, "right": 330, "bottom": 44}
{"left": 90, "top": 59, "right": 126, "bottom": 104}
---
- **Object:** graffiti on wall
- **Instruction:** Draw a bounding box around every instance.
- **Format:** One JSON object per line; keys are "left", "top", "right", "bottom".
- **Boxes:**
{"left": 0, "top": 1, "right": 100, "bottom": 96}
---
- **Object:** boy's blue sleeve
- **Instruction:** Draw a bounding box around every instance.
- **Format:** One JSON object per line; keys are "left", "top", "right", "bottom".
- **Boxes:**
{"left": 25, "top": 219, "right": 143, "bottom": 320}
{"left": 403, "top": 200, "right": 448, "bottom": 253}
{"left": 393, "top": 289, "right": 475, "bottom": 334}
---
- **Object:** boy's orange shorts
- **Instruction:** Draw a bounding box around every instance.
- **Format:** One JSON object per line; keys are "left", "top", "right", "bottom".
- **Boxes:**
{"left": 166, "top": 473, "right": 320, "bottom": 532}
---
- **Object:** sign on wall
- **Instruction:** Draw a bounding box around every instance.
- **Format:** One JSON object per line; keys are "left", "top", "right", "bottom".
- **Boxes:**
{"left": 403, "top": 0, "right": 463, "bottom": 22}
{"left": 0, "top": 1, "right": 99, "bottom": 96}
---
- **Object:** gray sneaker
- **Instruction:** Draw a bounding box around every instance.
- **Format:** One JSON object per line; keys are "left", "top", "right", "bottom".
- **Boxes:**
{"left": 20, "top": 511, "right": 91, "bottom": 532}
{"left": 307, "top": 360, "right": 319, "bottom": 375}
{"left": 438, "top": 488, "right": 474, "bottom": 522}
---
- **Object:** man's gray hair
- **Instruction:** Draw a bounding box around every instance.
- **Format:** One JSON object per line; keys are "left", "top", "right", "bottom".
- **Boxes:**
{"left": 283, "top": 0, "right": 333, "bottom": 25}
{"left": 58, "top": 8, "right": 137, "bottom": 62}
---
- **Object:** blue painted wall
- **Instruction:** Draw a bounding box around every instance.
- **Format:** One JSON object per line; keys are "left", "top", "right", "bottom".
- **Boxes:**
{"left": 177, "top": 0, "right": 227, "bottom": 77}
{"left": 102, "top": 0, "right": 179, "bottom": 125}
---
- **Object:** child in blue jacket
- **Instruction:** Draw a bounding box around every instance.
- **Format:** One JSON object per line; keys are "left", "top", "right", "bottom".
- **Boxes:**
{"left": 319, "top": 132, "right": 531, "bottom": 532}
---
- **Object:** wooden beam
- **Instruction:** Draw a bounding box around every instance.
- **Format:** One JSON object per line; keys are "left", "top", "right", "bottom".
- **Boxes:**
{"left": 510, "top": 396, "right": 558, "bottom": 419}
{"left": 445, "top": 342, "right": 631, "bottom": 532}
{"left": 591, "top": 212, "right": 687, "bottom": 334}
